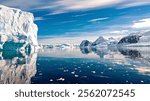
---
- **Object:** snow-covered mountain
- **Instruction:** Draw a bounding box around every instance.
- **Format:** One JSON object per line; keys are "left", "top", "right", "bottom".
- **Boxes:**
{"left": 91, "top": 36, "right": 107, "bottom": 46}
{"left": 118, "top": 31, "right": 150, "bottom": 46}
{"left": 80, "top": 36, "right": 107, "bottom": 47}
{"left": 80, "top": 36, "right": 117, "bottom": 48}
{"left": 0, "top": 5, "right": 38, "bottom": 51}
{"left": 80, "top": 40, "right": 92, "bottom": 47}
{"left": 118, "top": 35, "right": 141, "bottom": 44}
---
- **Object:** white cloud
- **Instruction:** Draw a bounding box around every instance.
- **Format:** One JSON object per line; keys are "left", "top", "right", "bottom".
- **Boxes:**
{"left": 37, "top": 0, "right": 150, "bottom": 15}
{"left": 1, "top": 0, "right": 43, "bottom": 10}
{"left": 60, "top": 0, "right": 121, "bottom": 10}
{"left": 59, "top": 20, "right": 76, "bottom": 24}
{"left": 38, "top": 33, "right": 125, "bottom": 45}
{"left": 37, "top": 0, "right": 123, "bottom": 15}
{"left": 34, "top": 17, "right": 45, "bottom": 21}
{"left": 39, "top": 36, "right": 98, "bottom": 45}
{"left": 88, "top": 17, "right": 109, "bottom": 22}
{"left": 110, "top": 30, "right": 129, "bottom": 34}
{"left": 1, "top": 0, "right": 150, "bottom": 15}
{"left": 47, "top": 10, "right": 67, "bottom": 15}
{"left": 119, "top": 0, "right": 150, "bottom": 9}
{"left": 73, "top": 14, "right": 89, "bottom": 17}
{"left": 132, "top": 18, "right": 150, "bottom": 28}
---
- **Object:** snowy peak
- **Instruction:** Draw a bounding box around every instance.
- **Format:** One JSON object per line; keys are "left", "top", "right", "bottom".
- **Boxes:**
{"left": 80, "top": 36, "right": 110, "bottom": 48}
{"left": 80, "top": 31, "right": 150, "bottom": 48}
{"left": 92, "top": 36, "right": 106, "bottom": 46}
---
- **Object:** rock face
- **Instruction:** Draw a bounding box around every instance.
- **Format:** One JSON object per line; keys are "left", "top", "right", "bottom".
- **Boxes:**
{"left": 0, "top": 5, "right": 38, "bottom": 51}
{"left": 80, "top": 36, "right": 108, "bottom": 48}
{"left": 80, "top": 31, "right": 150, "bottom": 49}
{"left": 80, "top": 40, "right": 92, "bottom": 47}
{"left": 118, "top": 31, "right": 150, "bottom": 46}
{"left": 118, "top": 35, "right": 141, "bottom": 44}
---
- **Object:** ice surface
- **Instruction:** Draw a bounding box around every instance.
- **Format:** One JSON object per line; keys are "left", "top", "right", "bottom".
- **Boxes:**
{"left": 0, "top": 5, "right": 38, "bottom": 51}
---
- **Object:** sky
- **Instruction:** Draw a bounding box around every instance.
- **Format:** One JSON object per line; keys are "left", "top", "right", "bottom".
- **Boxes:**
{"left": 1, "top": 0, "right": 150, "bottom": 44}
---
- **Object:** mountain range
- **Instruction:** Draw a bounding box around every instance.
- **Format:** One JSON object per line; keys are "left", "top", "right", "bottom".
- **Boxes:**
{"left": 80, "top": 31, "right": 150, "bottom": 48}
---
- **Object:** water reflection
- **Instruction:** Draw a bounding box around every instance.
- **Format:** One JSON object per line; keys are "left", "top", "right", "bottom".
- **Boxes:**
{"left": 80, "top": 46, "right": 150, "bottom": 77}
{"left": 80, "top": 46, "right": 150, "bottom": 60}
{"left": 32, "top": 46, "right": 150, "bottom": 84}
{"left": 0, "top": 50, "right": 37, "bottom": 84}
{"left": 0, "top": 46, "right": 150, "bottom": 84}
{"left": 118, "top": 48, "right": 142, "bottom": 58}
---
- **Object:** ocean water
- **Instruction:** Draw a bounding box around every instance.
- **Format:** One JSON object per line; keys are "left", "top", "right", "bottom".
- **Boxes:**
{"left": 0, "top": 46, "right": 150, "bottom": 84}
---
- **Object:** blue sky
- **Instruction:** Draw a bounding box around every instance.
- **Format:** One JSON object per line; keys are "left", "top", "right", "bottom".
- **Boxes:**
{"left": 1, "top": 0, "right": 150, "bottom": 39}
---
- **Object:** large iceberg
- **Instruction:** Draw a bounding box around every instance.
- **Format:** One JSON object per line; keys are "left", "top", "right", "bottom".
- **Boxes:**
{"left": 0, "top": 5, "right": 38, "bottom": 51}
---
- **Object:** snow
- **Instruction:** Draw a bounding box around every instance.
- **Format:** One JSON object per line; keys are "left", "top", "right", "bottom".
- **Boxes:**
{"left": 0, "top": 5, "right": 38, "bottom": 50}
{"left": 80, "top": 36, "right": 118, "bottom": 49}
{"left": 92, "top": 36, "right": 107, "bottom": 46}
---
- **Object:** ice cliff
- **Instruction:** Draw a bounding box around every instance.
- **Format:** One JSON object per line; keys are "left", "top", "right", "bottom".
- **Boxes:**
{"left": 0, "top": 5, "right": 38, "bottom": 51}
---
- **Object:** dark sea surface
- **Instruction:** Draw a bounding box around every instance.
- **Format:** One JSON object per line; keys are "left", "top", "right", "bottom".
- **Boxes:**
{"left": 0, "top": 47, "right": 150, "bottom": 84}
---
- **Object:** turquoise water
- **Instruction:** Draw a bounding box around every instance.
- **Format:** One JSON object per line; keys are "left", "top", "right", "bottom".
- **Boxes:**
{"left": 0, "top": 47, "right": 150, "bottom": 84}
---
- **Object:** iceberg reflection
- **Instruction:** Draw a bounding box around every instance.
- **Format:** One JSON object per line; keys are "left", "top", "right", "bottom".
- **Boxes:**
{"left": 0, "top": 50, "right": 37, "bottom": 84}
{"left": 0, "top": 45, "right": 150, "bottom": 84}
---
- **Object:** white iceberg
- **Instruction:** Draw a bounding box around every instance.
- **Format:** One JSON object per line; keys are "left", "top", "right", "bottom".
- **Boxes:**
{"left": 0, "top": 5, "right": 38, "bottom": 51}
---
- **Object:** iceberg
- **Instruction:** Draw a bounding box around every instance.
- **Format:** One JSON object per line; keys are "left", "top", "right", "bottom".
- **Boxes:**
{"left": 0, "top": 5, "right": 38, "bottom": 51}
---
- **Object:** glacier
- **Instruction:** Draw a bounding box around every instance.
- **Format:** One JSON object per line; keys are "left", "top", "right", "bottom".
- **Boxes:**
{"left": 0, "top": 5, "right": 38, "bottom": 51}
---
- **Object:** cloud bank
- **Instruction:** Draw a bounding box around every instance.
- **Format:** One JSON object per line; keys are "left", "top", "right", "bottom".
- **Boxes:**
{"left": 1, "top": 0, "right": 150, "bottom": 14}
{"left": 132, "top": 18, "right": 150, "bottom": 29}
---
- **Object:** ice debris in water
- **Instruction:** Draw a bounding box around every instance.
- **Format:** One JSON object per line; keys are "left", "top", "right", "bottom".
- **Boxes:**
{"left": 57, "top": 78, "right": 65, "bottom": 81}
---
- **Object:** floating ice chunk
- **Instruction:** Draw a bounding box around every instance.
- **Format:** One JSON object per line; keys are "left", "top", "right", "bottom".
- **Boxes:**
{"left": 71, "top": 71, "right": 75, "bottom": 74}
{"left": 91, "top": 71, "right": 96, "bottom": 74}
{"left": 75, "top": 75, "right": 79, "bottom": 77}
{"left": 57, "top": 78, "right": 65, "bottom": 81}
{"left": 64, "top": 69, "right": 69, "bottom": 72}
